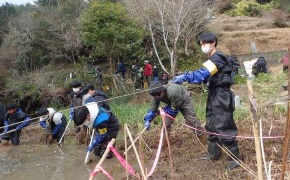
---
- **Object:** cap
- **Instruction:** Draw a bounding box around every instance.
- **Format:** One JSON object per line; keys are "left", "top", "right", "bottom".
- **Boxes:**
{"left": 148, "top": 81, "right": 166, "bottom": 96}
{"left": 71, "top": 80, "right": 82, "bottom": 88}
{"left": 73, "top": 106, "right": 90, "bottom": 126}
{"left": 6, "top": 102, "right": 18, "bottom": 110}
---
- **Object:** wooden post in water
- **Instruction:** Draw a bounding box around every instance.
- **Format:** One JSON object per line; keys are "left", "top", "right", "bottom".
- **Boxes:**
{"left": 247, "top": 80, "right": 263, "bottom": 180}
{"left": 89, "top": 138, "right": 116, "bottom": 180}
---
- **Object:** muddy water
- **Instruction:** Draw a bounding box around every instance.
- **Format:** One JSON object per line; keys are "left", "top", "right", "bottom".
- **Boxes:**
{"left": 0, "top": 136, "right": 127, "bottom": 180}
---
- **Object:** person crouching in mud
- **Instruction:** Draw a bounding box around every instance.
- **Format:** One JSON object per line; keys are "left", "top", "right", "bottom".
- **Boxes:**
{"left": 38, "top": 107, "right": 67, "bottom": 143}
{"left": 73, "top": 97, "right": 119, "bottom": 159}
{"left": 3, "top": 102, "right": 31, "bottom": 145}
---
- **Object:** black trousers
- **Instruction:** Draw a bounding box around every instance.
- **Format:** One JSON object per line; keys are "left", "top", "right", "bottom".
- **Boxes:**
{"left": 9, "top": 130, "right": 21, "bottom": 145}
{"left": 205, "top": 88, "right": 239, "bottom": 160}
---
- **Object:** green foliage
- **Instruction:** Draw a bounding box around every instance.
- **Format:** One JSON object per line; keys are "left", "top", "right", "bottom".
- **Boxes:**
{"left": 234, "top": 74, "right": 247, "bottom": 84}
{"left": 234, "top": 107, "right": 251, "bottom": 120}
{"left": 110, "top": 98, "right": 150, "bottom": 125}
{"left": 227, "top": 0, "right": 278, "bottom": 17}
{"left": 253, "top": 73, "right": 272, "bottom": 83}
{"left": 227, "top": 0, "right": 263, "bottom": 17}
{"left": 80, "top": 2, "right": 145, "bottom": 65}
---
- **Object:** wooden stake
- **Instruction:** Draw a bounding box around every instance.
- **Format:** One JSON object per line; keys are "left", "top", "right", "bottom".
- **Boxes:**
{"left": 138, "top": 124, "right": 146, "bottom": 179}
{"left": 124, "top": 127, "right": 147, "bottom": 155}
{"left": 281, "top": 62, "right": 290, "bottom": 180}
{"left": 125, "top": 125, "right": 147, "bottom": 180}
{"left": 89, "top": 138, "right": 116, "bottom": 180}
{"left": 124, "top": 126, "right": 129, "bottom": 180}
{"left": 247, "top": 80, "right": 263, "bottom": 180}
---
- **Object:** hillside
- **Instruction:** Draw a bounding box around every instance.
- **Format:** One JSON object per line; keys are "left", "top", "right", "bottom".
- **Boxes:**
{"left": 208, "top": 10, "right": 290, "bottom": 55}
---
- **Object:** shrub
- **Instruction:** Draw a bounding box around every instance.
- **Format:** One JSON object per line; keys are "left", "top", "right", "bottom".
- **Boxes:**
{"left": 234, "top": 74, "right": 247, "bottom": 84}
{"left": 227, "top": 0, "right": 263, "bottom": 17}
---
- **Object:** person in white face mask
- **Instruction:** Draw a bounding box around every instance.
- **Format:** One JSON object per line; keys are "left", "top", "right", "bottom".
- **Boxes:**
{"left": 69, "top": 80, "right": 88, "bottom": 144}
{"left": 171, "top": 32, "right": 239, "bottom": 170}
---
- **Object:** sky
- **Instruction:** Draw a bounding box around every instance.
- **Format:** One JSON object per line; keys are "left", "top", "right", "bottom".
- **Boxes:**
{"left": 0, "top": 0, "right": 35, "bottom": 5}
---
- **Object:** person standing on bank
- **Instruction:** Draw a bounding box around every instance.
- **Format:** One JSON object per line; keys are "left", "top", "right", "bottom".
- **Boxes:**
{"left": 281, "top": 49, "right": 289, "bottom": 72}
{"left": 153, "top": 66, "right": 159, "bottom": 82}
{"left": 171, "top": 32, "right": 240, "bottom": 170}
{"left": 143, "top": 60, "right": 153, "bottom": 87}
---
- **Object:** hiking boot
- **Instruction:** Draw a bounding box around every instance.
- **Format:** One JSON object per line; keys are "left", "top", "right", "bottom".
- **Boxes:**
{"left": 222, "top": 160, "right": 240, "bottom": 170}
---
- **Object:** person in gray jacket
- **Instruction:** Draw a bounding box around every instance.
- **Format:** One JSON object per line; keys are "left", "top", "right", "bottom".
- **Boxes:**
{"left": 144, "top": 81, "right": 206, "bottom": 144}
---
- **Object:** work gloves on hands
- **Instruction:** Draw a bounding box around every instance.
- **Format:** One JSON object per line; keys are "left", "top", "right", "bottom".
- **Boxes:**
{"left": 86, "top": 132, "right": 107, "bottom": 152}
{"left": 4, "top": 121, "right": 9, "bottom": 134}
{"left": 40, "top": 121, "right": 49, "bottom": 132}
{"left": 144, "top": 110, "right": 159, "bottom": 130}
{"left": 163, "top": 105, "right": 179, "bottom": 118}
{"left": 171, "top": 68, "right": 211, "bottom": 84}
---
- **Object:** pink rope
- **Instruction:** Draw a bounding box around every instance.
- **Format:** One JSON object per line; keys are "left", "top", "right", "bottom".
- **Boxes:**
{"left": 108, "top": 144, "right": 137, "bottom": 177}
{"left": 90, "top": 166, "right": 114, "bottom": 180}
{"left": 183, "top": 123, "right": 284, "bottom": 139}
{"left": 147, "top": 126, "right": 164, "bottom": 177}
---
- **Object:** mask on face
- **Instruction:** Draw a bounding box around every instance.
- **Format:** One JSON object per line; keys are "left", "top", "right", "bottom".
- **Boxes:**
{"left": 73, "top": 88, "right": 80, "bottom": 93}
{"left": 201, "top": 44, "right": 212, "bottom": 54}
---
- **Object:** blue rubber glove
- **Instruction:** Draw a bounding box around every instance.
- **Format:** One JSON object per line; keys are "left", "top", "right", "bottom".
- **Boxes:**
{"left": 69, "top": 107, "right": 74, "bottom": 119}
{"left": 86, "top": 132, "right": 107, "bottom": 152}
{"left": 144, "top": 110, "right": 158, "bottom": 130}
{"left": 16, "top": 117, "right": 31, "bottom": 131}
{"left": 144, "top": 110, "right": 156, "bottom": 122}
{"left": 163, "top": 105, "right": 179, "bottom": 118}
{"left": 52, "top": 124, "right": 62, "bottom": 136}
{"left": 144, "top": 120, "right": 151, "bottom": 130}
{"left": 171, "top": 68, "right": 211, "bottom": 84}
{"left": 40, "top": 121, "right": 48, "bottom": 131}
{"left": 4, "top": 121, "right": 9, "bottom": 134}
{"left": 16, "top": 125, "right": 22, "bottom": 131}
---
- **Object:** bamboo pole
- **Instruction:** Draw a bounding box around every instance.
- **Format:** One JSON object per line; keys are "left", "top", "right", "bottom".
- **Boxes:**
{"left": 89, "top": 138, "right": 116, "bottom": 180}
{"left": 139, "top": 124, "right": 146, "bottom": 179}
{"left": 124, "top": 126, "right": 129, "bottom": 180}
{"left": 281, "top": 61, "right": 290, "bottom": 180}
{"left": 124, "top": 127, "right": 147, "bottom": 155}
{"left": 85, "top": 129, "right": 95, "bottom": 164}
{"left": 125, "top": 125, "right": 147, "bottom": 180}
{"left": 57, "top": 118, "right": 72, "bottom": 146}
{"left": 247, "top": 80, "right": 263, "bottom": 180}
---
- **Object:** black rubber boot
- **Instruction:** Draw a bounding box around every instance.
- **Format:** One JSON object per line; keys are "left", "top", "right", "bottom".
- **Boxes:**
{"left": 222, "top": 160, "right": 239, "bottom": 170}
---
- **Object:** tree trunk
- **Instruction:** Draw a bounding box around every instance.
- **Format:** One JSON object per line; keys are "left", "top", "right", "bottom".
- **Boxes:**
{"left": 184, "top": 37, "right": 189, "bottom": 56}
{"left": 109, "top": 56, "right": 119, "bottom": 95}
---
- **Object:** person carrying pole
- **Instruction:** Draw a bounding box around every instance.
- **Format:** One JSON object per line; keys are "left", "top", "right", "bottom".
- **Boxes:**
{"left": 171, "top": 32, "right": 240, "bottom": 170}
{"left": 38, "top": 108, "right": 67, "bottom": 143}
{"left": 73, "top": 97, "right": 120, "bottom": 159}
{"left": 3, "top": 102, "right": 31, "bottom": 145}
{"left": 144, "top": 81, "right": 207, "bottom": 145}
